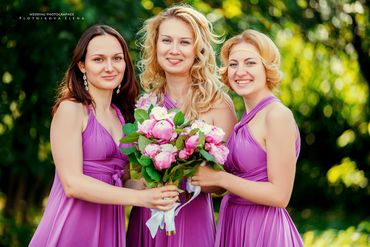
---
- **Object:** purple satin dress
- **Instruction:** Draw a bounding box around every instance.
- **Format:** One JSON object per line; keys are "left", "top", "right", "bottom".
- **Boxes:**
{"left": 29, "top": 104, "right": 129, "bottom": 247}
{"left": 215, "top": 96, "right": 303, "bottom": 247}
{"left": 127, "top": 94, "right": 216, "bottom": 247}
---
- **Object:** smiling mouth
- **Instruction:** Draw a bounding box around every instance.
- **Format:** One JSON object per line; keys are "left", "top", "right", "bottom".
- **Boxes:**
{"left": 167, "top": 58, "right": 182, "bottom": 65}
{"left": 102, "top": 75, "right": 116, "bottom": 80}
{"left": 235, "top": 79, "right": 252, "bottom": 84}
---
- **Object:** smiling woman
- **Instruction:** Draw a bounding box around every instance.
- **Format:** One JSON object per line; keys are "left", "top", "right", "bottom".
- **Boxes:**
{"left": 192, "top": 29, "right": 303, "bottom": 247}
{"left": 127, "top": 5, "right": 238, "bottom": 247}
{"left": 28, "top": 25, "right": 179, "bottom": 247}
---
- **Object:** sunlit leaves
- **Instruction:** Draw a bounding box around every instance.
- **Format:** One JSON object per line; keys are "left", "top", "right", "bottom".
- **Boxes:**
{"left": 327, "top": 157, "right": 368, "bottom": 188}
{"left": 303, "top": 221, "right": 370, "bottom": 246}
{"left": 222, "top": 0, "right": 242, "bottom": 19}
{"left": 337, "top": 129, "right": 356, "bottom": 147}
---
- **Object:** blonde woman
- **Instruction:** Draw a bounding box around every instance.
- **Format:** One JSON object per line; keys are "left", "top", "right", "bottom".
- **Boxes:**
{"left": 127, "top": 5, "right": 237, "bottom": 247}
{"left": 192, "top": 30, "right": 303, "bottom": 246}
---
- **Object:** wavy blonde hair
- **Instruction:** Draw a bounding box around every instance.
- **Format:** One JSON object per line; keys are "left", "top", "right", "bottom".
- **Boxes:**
{"left": 220, "top": 29, "right": 282, "bottom": 90}
{"left": 138, "top": 5, "right": 229, "bottom": 119}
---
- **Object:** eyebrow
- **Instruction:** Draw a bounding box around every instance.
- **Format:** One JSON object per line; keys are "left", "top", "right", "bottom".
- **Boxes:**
{"left": 89, "top": 52, "right": 124, "bottom": 56}
{"left": 229, "top": 57, "right": 258, "bottom": 62}
{"left": 159, "top": 34, "right": 193, "bottom": 40}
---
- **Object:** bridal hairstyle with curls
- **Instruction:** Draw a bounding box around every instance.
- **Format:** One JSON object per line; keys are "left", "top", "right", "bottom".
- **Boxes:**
{"left": 52, "top": 25, "right": 139, "bottom": 122}
{"left": 220, "top": 29, "right": 282, "bottom": 90}
{"left": 137, "top": 5, "right": 230, "bottom": 119}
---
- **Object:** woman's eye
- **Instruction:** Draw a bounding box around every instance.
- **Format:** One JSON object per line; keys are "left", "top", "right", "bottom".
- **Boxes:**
{"left": 114, "top": 56, "right": 123, "bottom": 61}
{"left": 162, "top": 39, "right": 171, "bottom": 43}
{"left": 246, "top": 61, "right": 257, "bottom": 66}
{"left": 181, "top": 40, "right": 191, "bottom": 45}
{"left": 94, "top": 58, "right": 103, "bottom": 62}
{"left": 229, "top": 63, "right": 237, "bottom": 68}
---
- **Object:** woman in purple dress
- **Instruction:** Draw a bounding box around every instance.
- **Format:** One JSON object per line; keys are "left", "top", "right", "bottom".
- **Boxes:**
{"left": 126, "top": 5, "right": 237, "bottom": 247}
{"left": 192, "top": 29, "right": 304, "bottom": 246}
{"left": 29, "top": 25, "right": 178, "bottom": 247}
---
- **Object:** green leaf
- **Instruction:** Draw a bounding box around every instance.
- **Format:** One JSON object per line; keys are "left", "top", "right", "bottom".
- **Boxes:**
{"left": 198, "top": 131, "right": 205, "bottom": 147}
{"left": 128, "top": 153, "right": 140, "bottom": 165}
{"left": 180, "top": 120, "right": 192, "bottom": 128}
{"left": 138, "top": 155, "right": 152, "bottom": 167}
{"left": 170, "top": 169, "right": 184, "bottom": 183}
{"left": 146, "top": 181, "right": 156, "bottom": 188}
{"left": 174, "top": 128, "right": 186, "bottom": 133}
{"left": 190, "top": 128, "right": 200, "bottom": 135}
{"left": 141, "top": 167, "right": 153, "bottom": 182}
{"left": 138, "top": 135, "right": 152, "bottom": 153}
{"left": 173, "top": 111, "right": 185, "bottom": 126}
{"left": 183, "top": 168, "right": 196, "bottom": 177}
{"left": 199, "top": 149, "right": 215, "bottom": 162}
{"left": 134, "top": 109, "right": 149, "bottom": 123}
{"left": 121, "top": 132, "right": 140, "bottom": 143}
{"left": 212, "top": 163, "right": 224, "bottom": 171}
{"left": 175, "top": 135, "right": 185, "bottom": 150}
{"left": 163, "top": 168, "right": 170, "bottom": 183}
{"left": 120, "top": 146, "right": 136, "bottom": 155}
{"left": 146, "top": 166, "right": 161, "bottom": 182}
{"left": 130, "top": 170, "right": 141, "bottom": 180}
{"left": 122, "top": 123, "right": 137, "bottom": 135}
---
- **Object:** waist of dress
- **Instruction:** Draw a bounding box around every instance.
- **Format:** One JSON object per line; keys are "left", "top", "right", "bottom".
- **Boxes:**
{"left": 227, "top": 193, "right": 257, "bottom": 206}
{"left": 83, "top": 160, "right": 124, "bottom": 186}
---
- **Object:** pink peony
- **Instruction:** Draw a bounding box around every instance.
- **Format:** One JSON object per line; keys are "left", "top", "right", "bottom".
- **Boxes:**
{"left": 138, "top": 119, "right": 157, "bottom": 138}
{"left": 154, "top": 151, "right": 175, "bottom": 170}
{"left": 152, "top": 120, "right": 174, "bottom": 141}
{"left": 185, "top": 134, "right": 199, "bottom": 150}
{"left": 135, "top": 93, "right": 158, "bottom": 110}
{"left": 205, "top": 126, "right": 225, "bottom": 144}
{"left": 150, "top": 106, "right": 168, "bottom": 121}
{"left": 208, "top": 143, "right": 229, "bottom": 164}
{"left": 178, "top": 149, "right": 193, "bottom": 160}
{"left": 144, "top": 144, "right": 161, "bottom": 159}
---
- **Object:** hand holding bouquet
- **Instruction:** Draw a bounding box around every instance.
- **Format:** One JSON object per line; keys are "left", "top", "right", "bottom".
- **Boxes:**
{"left": 120, "top": 93, "right": 229, "bottom": 237}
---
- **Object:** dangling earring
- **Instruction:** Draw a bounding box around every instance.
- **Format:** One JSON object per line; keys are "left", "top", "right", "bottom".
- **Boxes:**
{"left": 83, "top": 73, "right": 88, "bottom": 91}
{"left": 116, "top": 84, "right": 121, "bottom": 94}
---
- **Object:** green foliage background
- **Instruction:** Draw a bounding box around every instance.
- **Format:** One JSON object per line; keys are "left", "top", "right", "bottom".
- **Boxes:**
{"left": 0, "top": 0, "right": 369, "bottom": 246}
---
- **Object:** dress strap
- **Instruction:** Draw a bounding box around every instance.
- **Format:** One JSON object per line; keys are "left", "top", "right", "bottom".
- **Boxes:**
{"left": 235, "top": 96, "right": 280, "bottom": 132}
{"left": 111, "top": 104, "right": 126, "bottom": 125}
{"left": 163, "top": 92, "right": 177, "bottom": 110}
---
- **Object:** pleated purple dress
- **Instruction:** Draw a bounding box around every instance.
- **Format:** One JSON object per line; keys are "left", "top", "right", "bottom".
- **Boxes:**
{"left": 29, "top": 104, "right": 129, "bottom": 247}
{"left": 215, "top": 96, "right": 303, "bottom": 247}
{"left": 127, "top": 94, "right": 216, "bottom": 247}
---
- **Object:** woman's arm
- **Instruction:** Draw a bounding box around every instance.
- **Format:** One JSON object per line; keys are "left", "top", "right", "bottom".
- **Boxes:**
{"left": 193, "top": 105, "right": 298, "bottom": 208}
{"left": 51, "top": 101, "right": 178, "bottom": 210}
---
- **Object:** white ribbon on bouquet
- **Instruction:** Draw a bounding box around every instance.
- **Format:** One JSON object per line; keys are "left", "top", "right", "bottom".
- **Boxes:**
{"left": 146, "top": 161, "right": 206, "bottom": 238}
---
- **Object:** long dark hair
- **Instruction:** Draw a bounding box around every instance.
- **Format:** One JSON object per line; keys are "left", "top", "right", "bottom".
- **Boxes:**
{"left": 53, "top": 24, "right": 139, "bottom": 122}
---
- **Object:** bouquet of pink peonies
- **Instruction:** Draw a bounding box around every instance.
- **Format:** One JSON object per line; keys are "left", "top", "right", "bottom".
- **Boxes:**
{"left": 120, "top": 93, "right": 229, "bottom": 237}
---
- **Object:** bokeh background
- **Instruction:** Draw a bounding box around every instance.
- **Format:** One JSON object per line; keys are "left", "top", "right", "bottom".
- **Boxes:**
{"left": 1, "top": 0, "right": 369, "bottom": 246}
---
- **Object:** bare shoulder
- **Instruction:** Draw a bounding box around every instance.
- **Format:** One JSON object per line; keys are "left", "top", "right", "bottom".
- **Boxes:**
{"left": 52, "top": 100, "right": 88, "bottom": 131}
{"left": 211, "top": 93, "right": 235, "bottom": 111}
{"left": 265, "top": 102, "right": 296, "bottom": 130}
{"left": 55, "top": 100, "right": 85, "bottom": 118}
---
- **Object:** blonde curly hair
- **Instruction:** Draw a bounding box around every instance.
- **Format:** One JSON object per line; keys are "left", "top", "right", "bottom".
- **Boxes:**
{"left": 137, "top": 5, "right": 229, "bottom": 119}
{"left": 220, "top": 29, "right": 282, "bottom": 90}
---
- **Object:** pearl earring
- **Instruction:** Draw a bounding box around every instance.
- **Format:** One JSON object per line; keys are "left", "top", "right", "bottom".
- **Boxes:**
{"left": 116, "top": 84, "right": 121, "bottom": 94}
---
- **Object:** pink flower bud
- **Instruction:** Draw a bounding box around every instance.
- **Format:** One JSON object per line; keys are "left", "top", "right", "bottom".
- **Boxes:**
{"left": 138, "top": 119, "right": 157, "bottom": 138}
{"left": 152, "top": 120, "right": 174, "bottom": 141}
{"left": 154, "top": 151, "right": 175, "bottom": 170}
{"left": 205, "top": 126, "right": 225, "bottom": 144}
{"left": 178, "top": 149, "right": 189, "bottom": 159}
{"left": 208, "top": 143, "right": 229, "bottom": 164}
{"left": 144, "top": 144, "right": 161, "bottom": 159}
{"left": 185, "top": 134, "right": 199, "bottom": 150}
